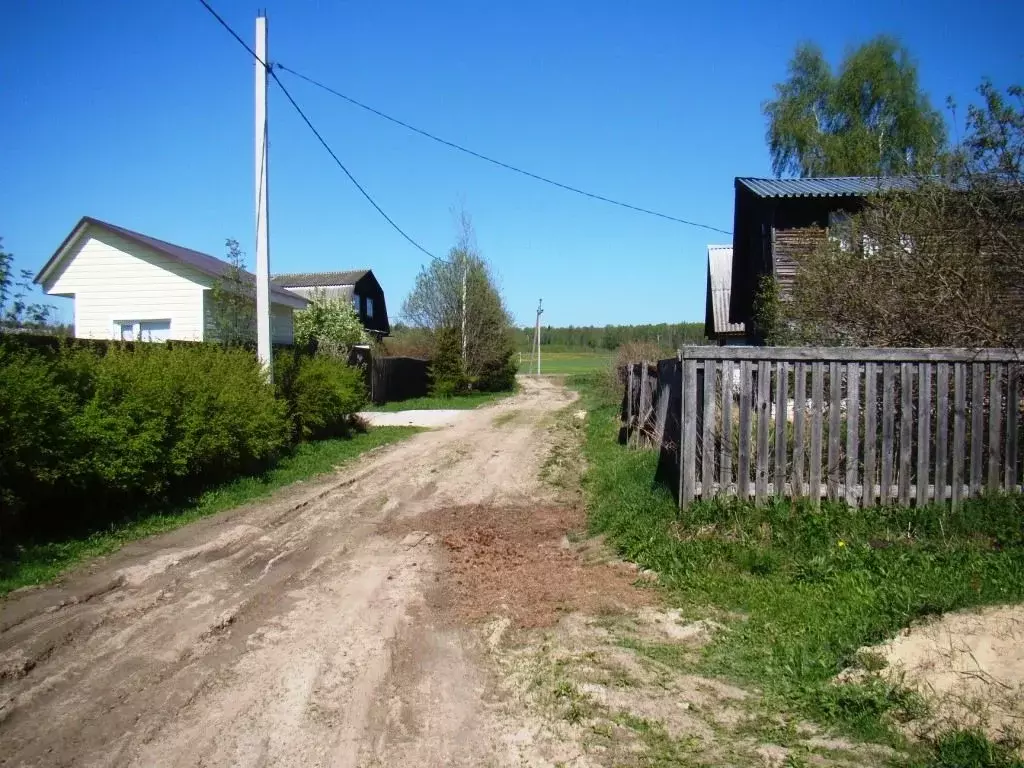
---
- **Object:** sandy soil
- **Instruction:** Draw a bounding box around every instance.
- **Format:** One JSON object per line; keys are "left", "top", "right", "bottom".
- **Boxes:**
{"left": 0, "top": 378, "right": 573, "bottom": 767}
{"left": 356, "top": 410, "right": 469, "bottom": 428}
{"left": 854, "top": 604, "right": 1024, "bottom": 743}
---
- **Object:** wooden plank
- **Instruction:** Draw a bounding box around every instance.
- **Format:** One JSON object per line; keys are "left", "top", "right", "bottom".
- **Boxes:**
{"left": 702, "top": 360, "right": 716, "bottom": 498}
{"left": 774, "top": 361, "right": 788, "bottom": 498}
{"left": 755, "top": 361, "right": 770, "bottom": 504}
{"left": 970, "top": 362, "right": 985, "bottom": 497}
{"left": 1006, "top": 365, "right": 1020, "bottom": 491}
{"left": 793, "top": 362, "right": 807, "bottom": 498}
{"left": 899, "top": 363, "right": 913, "bottom": 506}
{"left": 720, "top": 360, "right": 734, "bottom": 493}
{"left": 737, "top": 361, "right": 752, "bottom": 500}
{"left": 681, "top": 359, "right": 698, "bottom": 506}
{"left": 827, "top": 361, "right": 842, "bottom": 501}
{"left": 989, "top": 363, "right": 1003, "bottom": 492}
{"left": 626, "top": 365, "right": 635, "bottom": 444}
{"left": 935, "top": 363, "right": 949, "bottom": 505}
{"left": 679, "top": 346, "right": 1020, "bottom": 364}
{"left": 863, "top": 362, "right": 877, "bottom": 507}
{"left": 952, "top": 363, "right": 967, "bottom": 511}
{"left": 846, "top": 362, "right": 860, "bottom": 506}
{"left": 916, "top": 363, "right": 932, "bottom": 507}
{"left": 809, "top": 362, "right": 824, "bottom": 506}
{"left": 881, "top": 363, "right": 895, "bottom": 506}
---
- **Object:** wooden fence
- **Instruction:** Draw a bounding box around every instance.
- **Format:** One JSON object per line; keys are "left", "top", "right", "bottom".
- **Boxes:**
{"left": 370, "top": 356, "right": 430, "bottom": 405}
{"left": 627, "top": 347, "right": 1023, "bottom": 509}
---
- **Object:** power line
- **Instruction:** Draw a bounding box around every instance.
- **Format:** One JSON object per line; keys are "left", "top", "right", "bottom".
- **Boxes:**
{"left": 196, "top": 0, "right": 439, "bottom": 261}
{"left": 275, "top": 63, "right": 732, "bottom": 236}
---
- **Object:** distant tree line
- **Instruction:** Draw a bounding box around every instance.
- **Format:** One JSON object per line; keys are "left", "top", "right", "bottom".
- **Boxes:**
{"left": 511, "top": 322, "right": 706, "bottom": 352}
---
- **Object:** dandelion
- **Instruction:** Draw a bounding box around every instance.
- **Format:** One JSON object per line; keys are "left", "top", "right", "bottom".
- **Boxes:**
{"left": 837, "top": 540, "right": 846, "bottom": 548}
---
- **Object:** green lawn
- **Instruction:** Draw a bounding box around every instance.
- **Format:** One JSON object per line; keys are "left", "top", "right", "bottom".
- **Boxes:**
{"left": 526, "top": 350, "right": 614, "bottom": 375}
{"left": 0, "top": 426, "right": 420, "bottom": 596}
{"left": 570, "top": 372, "right": 1024, "bottom": 766}
{"left": 371, "top": 390, "right": 512, "bottom": 411}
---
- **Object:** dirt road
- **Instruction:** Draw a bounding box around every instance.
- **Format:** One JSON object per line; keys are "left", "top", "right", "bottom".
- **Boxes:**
{"left": 0, "top": 378, "right": 577, "bottom": 767}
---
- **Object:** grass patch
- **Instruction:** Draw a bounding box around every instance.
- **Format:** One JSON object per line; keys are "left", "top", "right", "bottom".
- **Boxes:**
{"left": 532, "top": 351, "right": 614, "bottom": 375}
{"left": 568, "top": 372, "right": 1024, "bottom": 753}
{"left": 0, "top": 426, "right": 420, "bottom": 596}
{"left": 372, "top": 390, "right": 512, "bottom": 411}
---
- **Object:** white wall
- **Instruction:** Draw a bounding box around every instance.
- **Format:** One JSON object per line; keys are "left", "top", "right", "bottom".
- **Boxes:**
{"left": 44, "top": 230, "right": 207, "bottom": 341}
{"left": 202, "top": 292, "right": 296, "bottom": 345}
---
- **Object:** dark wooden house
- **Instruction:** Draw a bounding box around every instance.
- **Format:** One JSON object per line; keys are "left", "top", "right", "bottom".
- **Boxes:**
{"left": 727, "top": 176, "right": 913, "bottom": 334}
{"left": 272, "top": 269, "right": 390, "bottom": 338}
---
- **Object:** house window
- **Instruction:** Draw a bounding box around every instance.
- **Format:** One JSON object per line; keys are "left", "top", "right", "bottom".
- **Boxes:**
{"left": 828, "top": 211, "right": 853, "bottom": 252}
{"left": 113, "top": 319, "right": 171, "bottom": 342}
{"left": 352, "top": 293, "right": 361, "bottom": 313}
{"left": 366, "top": 297, "right": 374, "bottom": 319}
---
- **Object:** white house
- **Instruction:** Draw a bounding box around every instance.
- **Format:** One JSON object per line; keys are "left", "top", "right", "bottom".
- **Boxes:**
{"left": 34, "top": 217, "right": 308, "bottom": 343}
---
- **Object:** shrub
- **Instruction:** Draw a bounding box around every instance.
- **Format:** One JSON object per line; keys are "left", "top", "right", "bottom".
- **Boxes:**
{"left": 428, "top": 327, "right": 468, "bottom": 397}
{"left": 289, "top": 355, "right": 367, "bottom": 439}
{"left": 0, "top": 341, "right": 289, "bottom": 539}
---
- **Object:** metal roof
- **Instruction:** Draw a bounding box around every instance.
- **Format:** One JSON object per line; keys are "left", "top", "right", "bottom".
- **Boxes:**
{"left": 272, "top": 270, "right": 369, "bottom": 288}
{"left": 36, "top": 217, "right": 307, "bottom": 307}
{"left": 707, "top": 245, "right": 745, "bottom": 336}
{"left": 737, "top": 176, "right": 919, "bottom": 198}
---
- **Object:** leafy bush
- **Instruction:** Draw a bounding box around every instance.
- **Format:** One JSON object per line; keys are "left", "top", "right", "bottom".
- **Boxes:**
{"left": 293, "top": 289, "right": 369, "bottom": 354}
{"left": 428, "top": 327, "right": 468, "bottom": 397}
{"left": 0, "top": 341, "right": 289, "bottom": 539}
{"left": 289, "top": 355, "right": 367, "bottom": 439}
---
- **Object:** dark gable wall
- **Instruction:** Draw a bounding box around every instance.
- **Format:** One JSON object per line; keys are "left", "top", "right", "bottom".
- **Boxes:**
{"left": 354, "top": 272, "right": 390, "bottom": 336}
{"left": 729, "top": 184, "right": 865, "bottom": 330}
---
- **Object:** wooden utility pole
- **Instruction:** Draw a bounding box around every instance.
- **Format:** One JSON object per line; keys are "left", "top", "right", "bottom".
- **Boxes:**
{"left": 254, "top": 13, "right": 272, "bottom": 378}
{"left": 534, "top": 298, "right": 543, "bottom": 376}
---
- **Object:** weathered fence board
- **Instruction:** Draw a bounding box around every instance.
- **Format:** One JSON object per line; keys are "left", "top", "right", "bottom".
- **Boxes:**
{"left": 935, "top": 362, "right": 949, "bottom": 505}
{"left": 656, "top": 346, "right": 1023, "bottom": 509}
{"left": 720, "top": 360, "right": 734, "bottom": 492}
{"left": 916, "top": 363, "right": 932, "bottom": 507}
{"left": 809, "top": 363, "right": 824, "bottom": 505}
{"left": 738, "top": 361, "right": 752, "bottom": 499}
{"left": 755, "top": 360, "right": 770, "bottom": 505}
{"left": 862, "top": 362, "right": 877, "bottom": 508}
{"left": 701, "top": 360, "right": 715, "bottom": 497}
{"left": 971, "top": 362, "right": 985, "bottom": 496}
{"left": 793, "top": 362, "right": 806, "bottom": 497}
{"left": 952, "top": 363, "right": 967, "bottom": 510}
{"left": 828, "top": 362, "right": 841, "bottom": 501}
{"left": 846, "top": 362, "right": 859, "bottom": 506}
{"left": 774, "top": 361, "right": 788, "bottom": 499}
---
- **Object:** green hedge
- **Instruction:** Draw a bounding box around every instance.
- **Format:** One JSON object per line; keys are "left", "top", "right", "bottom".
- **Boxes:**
{"left": 0, "top": 341, "right": 366, "bottom": 540}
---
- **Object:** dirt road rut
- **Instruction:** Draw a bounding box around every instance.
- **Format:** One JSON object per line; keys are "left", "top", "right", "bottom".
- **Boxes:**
{"left": 0, "top": 378, "right": 574, "bottom": 767}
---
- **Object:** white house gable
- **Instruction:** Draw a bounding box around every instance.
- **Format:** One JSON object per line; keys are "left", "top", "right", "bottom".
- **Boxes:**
{"left": 43, "top": 228, "right": 207, "bottom": 341}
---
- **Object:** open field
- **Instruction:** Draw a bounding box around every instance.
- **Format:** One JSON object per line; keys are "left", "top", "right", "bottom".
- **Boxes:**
{"left": 524, "top": 350, "right": 614, "bottom": 375}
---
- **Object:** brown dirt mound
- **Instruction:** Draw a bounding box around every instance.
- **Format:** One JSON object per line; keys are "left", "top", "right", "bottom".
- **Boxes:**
{"left": 386, "top": 504, "right": 653, "bottom": 628}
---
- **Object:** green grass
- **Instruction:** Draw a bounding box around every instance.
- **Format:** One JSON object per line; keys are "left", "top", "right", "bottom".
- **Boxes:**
{"left": 568, "top": 371, "right": 1024, "bottom": 761}
{"left": 0, "top": 427, "right": 420, "bottom": 596}
{"left": 529, "top": 351, "right": 614, "bottom": 375}
{"left": 371, "top": 390, "right": 512, "bottom": 411}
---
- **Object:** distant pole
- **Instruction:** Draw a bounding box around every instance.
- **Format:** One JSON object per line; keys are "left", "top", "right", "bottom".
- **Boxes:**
{"left": 534, "top": 298, "right": 543, "bottom": 376}
{"left": 254, "top": 13, "right": 272, "bottom": 378}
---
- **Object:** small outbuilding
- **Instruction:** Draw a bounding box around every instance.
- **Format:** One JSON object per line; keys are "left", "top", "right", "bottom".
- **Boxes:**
{"left": 272, "top": 270, "right": 390, "bottom": 338}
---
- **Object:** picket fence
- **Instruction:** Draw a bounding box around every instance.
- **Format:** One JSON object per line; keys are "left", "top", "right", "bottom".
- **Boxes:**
{"left": 624, "top": 346, "right": 1023, "bottom": 509}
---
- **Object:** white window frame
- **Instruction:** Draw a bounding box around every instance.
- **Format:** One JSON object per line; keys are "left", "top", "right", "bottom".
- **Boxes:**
{"left": 112, "top": 318, "right": 172, "bottom": 342}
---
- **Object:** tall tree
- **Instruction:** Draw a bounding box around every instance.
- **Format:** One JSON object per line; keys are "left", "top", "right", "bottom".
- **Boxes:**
{"left": 402, "top": 214, "right": 517, "bottom": 391}
{"left": 764, "top": 37, "right": 946, "bottom": 177}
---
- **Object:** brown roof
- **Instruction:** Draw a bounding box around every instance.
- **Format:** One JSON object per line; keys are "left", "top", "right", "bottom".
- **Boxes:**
{"left": 36, "top": 217, "right": 308, "bottom": 306}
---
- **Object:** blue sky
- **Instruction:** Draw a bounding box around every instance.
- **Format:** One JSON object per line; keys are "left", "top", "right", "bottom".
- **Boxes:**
{"left": 2, "top": 1, "right": 1021, "bottom": 327}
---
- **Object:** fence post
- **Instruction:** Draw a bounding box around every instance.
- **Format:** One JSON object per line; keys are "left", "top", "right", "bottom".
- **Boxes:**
{"left": 680, "top": 358, "right": 698, "bottom": 506}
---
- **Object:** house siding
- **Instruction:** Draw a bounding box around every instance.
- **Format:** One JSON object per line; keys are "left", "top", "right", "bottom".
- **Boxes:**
{"left": 202, "top": 292, "right": 297, "bottom": 345}
{"left": 44, "top": 230, "right": 207, "bottom": 341}
{"left": 771, "top": 227, "right": 827, "bottom": 299}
